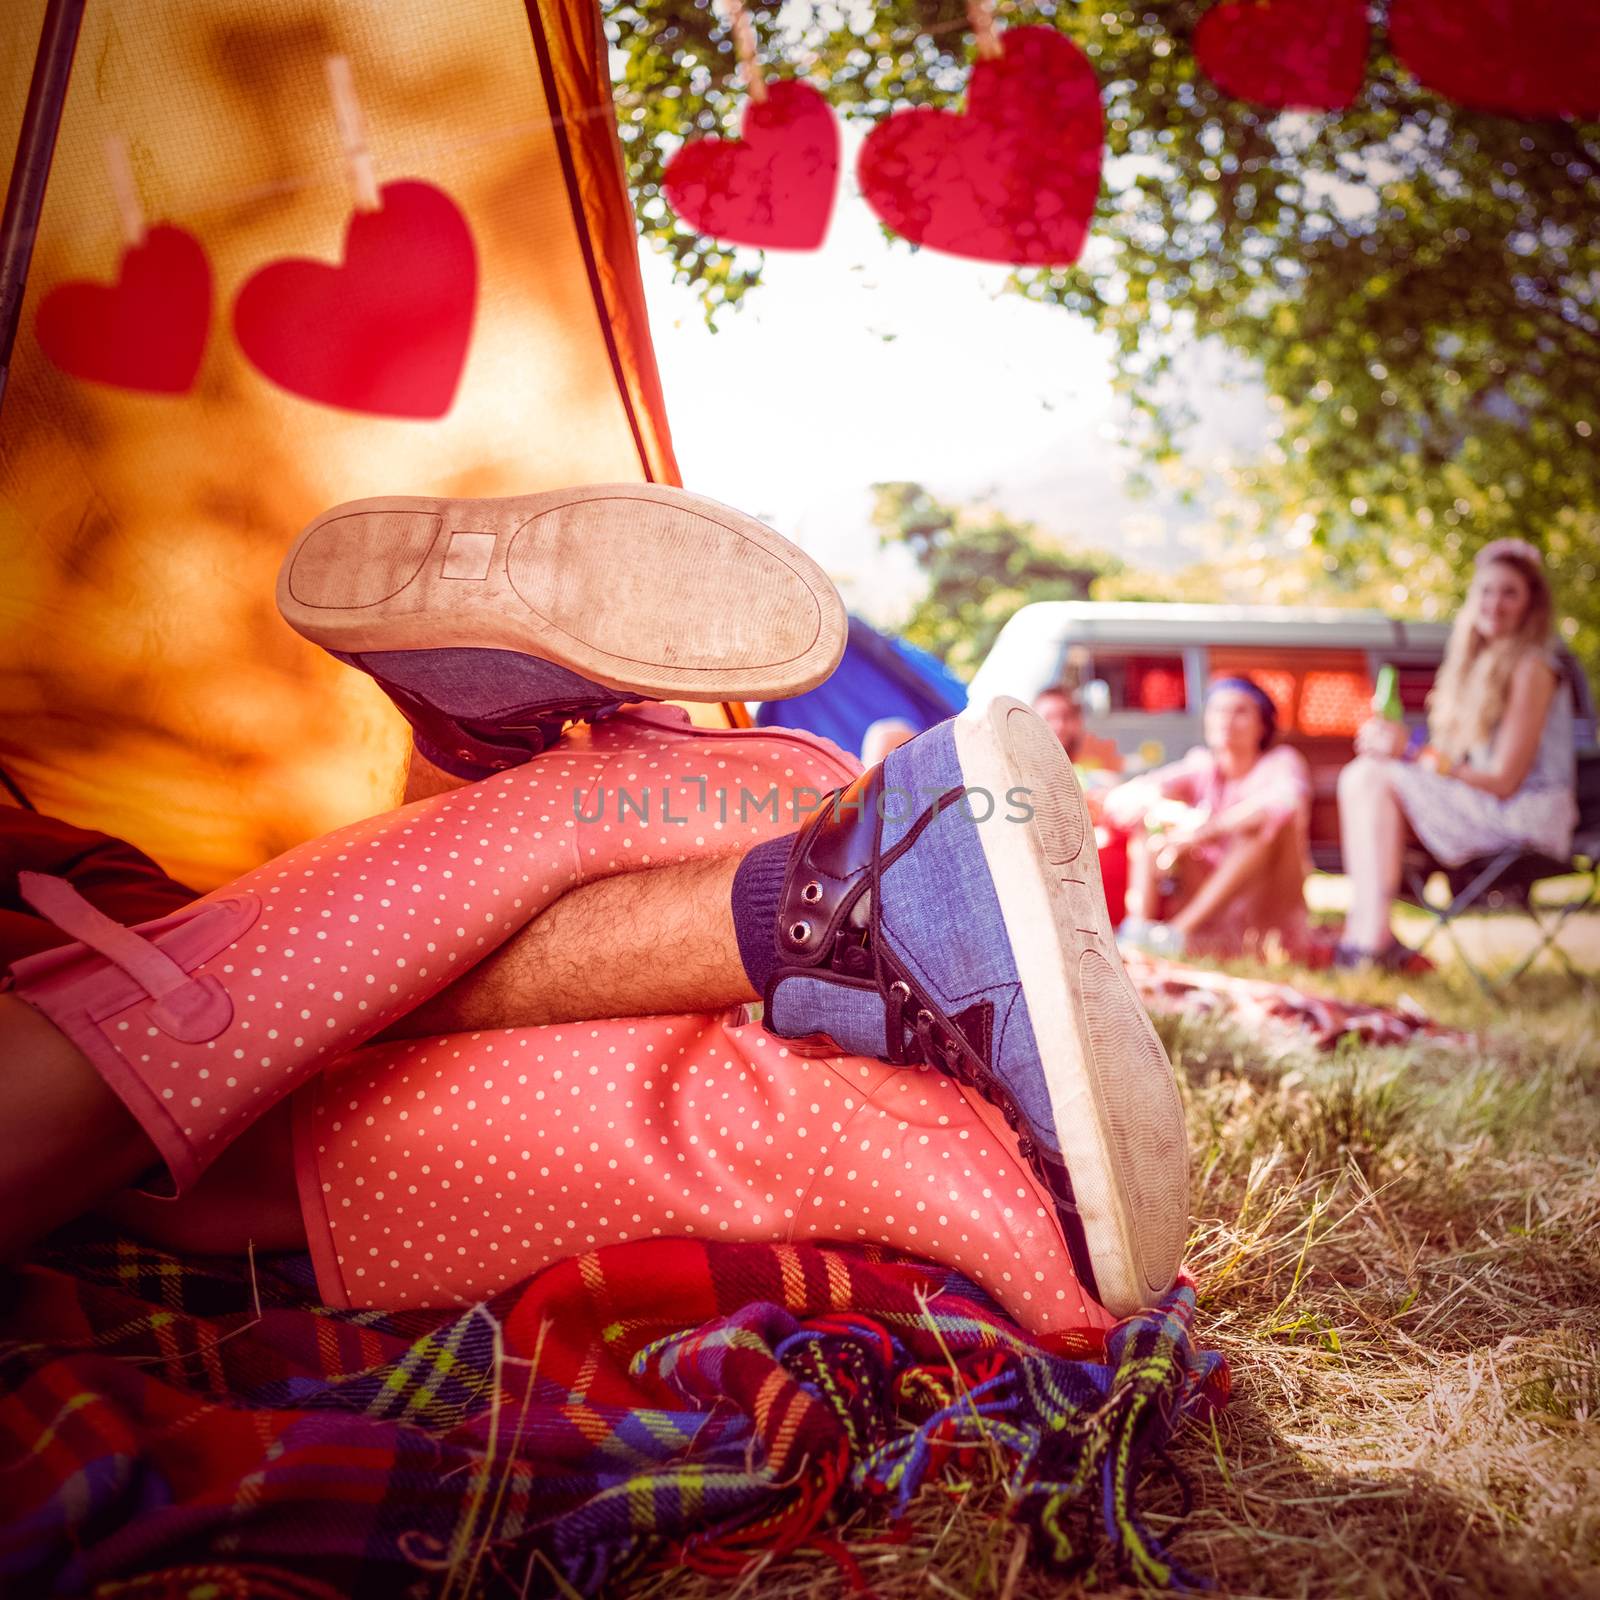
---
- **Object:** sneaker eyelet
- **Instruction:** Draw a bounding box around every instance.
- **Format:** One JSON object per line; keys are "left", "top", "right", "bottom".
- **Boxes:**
{"left": 889, "top": 980, "right": 911, "bottom": 1001}
{"left": 801, "top": 880, "right": 824, "bottom": 904}
{"left": 916, "top": 1009, "right": 935, "bottom": 1028}
{"left": 788, "top": 920, "right": 812, "bottom": 944}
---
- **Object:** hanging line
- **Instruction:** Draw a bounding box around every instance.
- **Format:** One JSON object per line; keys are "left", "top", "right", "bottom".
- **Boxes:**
{"left": 69, "top": 7, "right": 1026, "bottom": 242}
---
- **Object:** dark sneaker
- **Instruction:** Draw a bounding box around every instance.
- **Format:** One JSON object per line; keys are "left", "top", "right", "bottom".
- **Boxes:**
{"left": 277, "top": 483, "right": 847, "bottom": 777}
{"left": 760, "top": 696, "right": 1190, "bottom": 1316}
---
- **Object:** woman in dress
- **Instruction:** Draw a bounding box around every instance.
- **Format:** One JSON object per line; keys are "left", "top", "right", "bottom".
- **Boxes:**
{"left": 1337, "top": 539, "right": 1577, "bottom": 963}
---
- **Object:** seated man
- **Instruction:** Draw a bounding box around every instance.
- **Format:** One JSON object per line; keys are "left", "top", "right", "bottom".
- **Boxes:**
{"left": 1033, "top": 683, "right": 1128, "bottom": 920}
{"left": 1, "top": 484, "right": 1189, "bottom": 1331}
{"left": 1103, "top": 676, "right": 1311, "bottom": 959}
{"left": 1033, "top": 684, "right": 1122, "bottom": 777}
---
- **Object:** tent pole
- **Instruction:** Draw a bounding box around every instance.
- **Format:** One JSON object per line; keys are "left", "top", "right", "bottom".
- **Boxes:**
{"left": 0, "top": 0, "right": 85, "bottom": 417}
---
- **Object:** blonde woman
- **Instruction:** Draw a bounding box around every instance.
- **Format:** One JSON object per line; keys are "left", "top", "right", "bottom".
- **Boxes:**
{"left": 1337, "top": 540, "right": 1577, "bottom": 962}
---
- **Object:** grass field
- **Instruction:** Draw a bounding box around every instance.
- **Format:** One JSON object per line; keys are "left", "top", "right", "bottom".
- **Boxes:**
{"left": 635, "top": 918, "right": 1600, "bottom": 1600}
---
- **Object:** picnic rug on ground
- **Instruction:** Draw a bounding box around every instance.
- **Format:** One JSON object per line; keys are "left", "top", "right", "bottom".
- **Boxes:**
{"left": 1125, "top": 951, "right": 1469, "bottom": 1053}
{"left": 0, "top": 1228, "right": 1227, "bottom": 1598}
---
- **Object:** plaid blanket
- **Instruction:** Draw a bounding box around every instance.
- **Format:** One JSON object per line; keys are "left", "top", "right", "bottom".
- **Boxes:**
{"left": 0, "top": 1230, "right": 1227, "bottom": 1598}
{"left": 1127, "top": 950, "right": 1466, "bottom": 1052}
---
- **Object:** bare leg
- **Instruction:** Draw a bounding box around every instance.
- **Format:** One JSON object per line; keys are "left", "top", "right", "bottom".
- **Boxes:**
{"left": 1168, "top": 827, "right": 1280, "bottom": 938}
{"left": 0, "top": 995, "right": 158, "bottom": 1259}
{"left": 98, "top": 1101, "right": 305, "bottom": 1253}
{"left": 1124, "top": 825, "right": 1164, "bottom": 922}
{"left": 1338, "top": 757, "right": 1407, "bottom": 953}
{"left": 402, "top": 741, "right": 466, "bottom": 802}
{"left": 381, "top": 849, "right": 758, "bottom": 1038}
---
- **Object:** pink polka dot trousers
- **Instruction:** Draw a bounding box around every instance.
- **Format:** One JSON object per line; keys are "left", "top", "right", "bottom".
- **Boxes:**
{"left": 283, "top": 697, "right": 1107, "bottom": 1339}
{"left": 14, "top": 707, "right": 1111, "bottom": 1332}
{"left": 9, "top": 709, "right": 856, "bottom": 1196}
{"left": 294, "top": 1013, "right": 1116, "bottom": 1338}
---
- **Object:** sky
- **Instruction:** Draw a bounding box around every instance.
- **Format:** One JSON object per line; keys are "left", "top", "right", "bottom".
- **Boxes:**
{"left": 637, "top": 123, "right": 1273, "bottom": 624}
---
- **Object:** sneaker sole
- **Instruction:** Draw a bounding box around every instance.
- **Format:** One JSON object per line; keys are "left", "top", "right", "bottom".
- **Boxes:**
{"left": 277, "top": 483, "right": 847, "bottom": 702}
{"left": 954, "top": 696, "right": 1189, "bottom": 1316}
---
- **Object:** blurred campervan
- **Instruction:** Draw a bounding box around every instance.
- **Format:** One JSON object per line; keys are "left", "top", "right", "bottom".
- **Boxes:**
{"left": 968, "top": 602, "right": 1597, "bottom": 869}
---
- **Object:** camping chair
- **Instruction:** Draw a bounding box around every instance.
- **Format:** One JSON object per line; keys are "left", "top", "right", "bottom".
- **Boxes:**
{"left": 1401, "top": 749, "right": 1600, "bottom": 991}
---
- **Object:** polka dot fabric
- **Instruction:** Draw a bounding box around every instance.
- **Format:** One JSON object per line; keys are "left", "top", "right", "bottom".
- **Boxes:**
{"left": 12, "top": 708, "right": 855, "bottom": 1195}
{"left": 543, "top": 704, "right": 859, "bottom": 872}
{"left": 294, "top": 1012, "right": 1116, "bottom": 1338}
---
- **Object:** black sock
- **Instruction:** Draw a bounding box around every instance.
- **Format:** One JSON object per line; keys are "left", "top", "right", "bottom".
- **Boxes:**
{"left": 730, "top": 835, "right": 793, "bottom": 997}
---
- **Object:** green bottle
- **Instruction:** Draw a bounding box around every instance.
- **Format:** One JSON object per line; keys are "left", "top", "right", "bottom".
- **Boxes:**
{"left": 1372, "top": 664, "right": 1404, "bottom": 722}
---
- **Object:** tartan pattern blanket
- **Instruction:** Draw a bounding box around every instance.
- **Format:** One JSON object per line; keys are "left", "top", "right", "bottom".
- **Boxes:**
{"left": 0, "top": 1229, "right": 1227, "bottom": 1598}
{"left": 1126, "top": 950, "right": 1466, "bottom": 1052}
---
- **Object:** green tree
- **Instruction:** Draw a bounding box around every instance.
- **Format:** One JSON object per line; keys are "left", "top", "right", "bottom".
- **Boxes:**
{"left": 604, "top": 0, "right": 1600, "bottom": 682}
{"left": 871, "top": 481, "right": 1129, "bottom": 675}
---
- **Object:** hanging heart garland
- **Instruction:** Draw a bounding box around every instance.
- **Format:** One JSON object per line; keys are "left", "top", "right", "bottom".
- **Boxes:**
{"left": 1193, "top": 0, "right": 1370, "bottom": 112}
{"left": 233, "top": 179, "right": 477, "bottom": 420}
{"left": 232, "top": 61, "right": 478, "bottom": 420}
{"left": 857, "top": 19, "right": 1103, "bottom": 267}
{"left": 36, "top": 139, "right": 211, "bottom": 396}
{"left": 1389, "top": 0, "right": 1600, "bottom": 119}
{"left": 664, "top": 81, "right": 840, "bottom": 250}
{"left": 662, "top": 0, "right": 840, "bottom": 250}
{"left": 36, "top": 224, "right": 212, "bottom": 395}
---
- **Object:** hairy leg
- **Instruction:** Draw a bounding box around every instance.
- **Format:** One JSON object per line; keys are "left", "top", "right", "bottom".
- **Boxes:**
{"left": 1338, "top": 758, "right": 1406, "bottom": 952}
{"left": 1124, "top": 825, "right": 1164, "bottom": 922}
{"left": 0, "top": 845, "right": 759, "bottom": 1261}
{"left": 402, "top": 741, "right": 466, "bottom": 803}
{"left": 381, "top": 849, "right": 758, "bottom": 1037}
{"left": 0, "top": 995, "right": 158, "bottom": 1259}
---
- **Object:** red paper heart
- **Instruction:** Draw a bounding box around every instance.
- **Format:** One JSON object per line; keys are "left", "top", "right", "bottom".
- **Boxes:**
{"left": 34, "top": 225, "right": 211, "bottom": 395}
{"left": 663, "top": 80, "right": 839, "bottom": 250}
{"left": 234, "top": 180, "right": 476, "bottom": 419}
{"left": 1389, "top": 0, "right": 1600, "bottom": 119}
{"left": 1194, "top": 0, "right": 1370, "bottom": 112}
{"left": 856, "top": 27, "right": 1102, "bottom": 268}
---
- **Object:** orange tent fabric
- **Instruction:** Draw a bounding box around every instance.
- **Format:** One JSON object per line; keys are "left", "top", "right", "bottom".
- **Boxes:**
{"left": 0, "top": 0, "right": 680, "bottom": 888}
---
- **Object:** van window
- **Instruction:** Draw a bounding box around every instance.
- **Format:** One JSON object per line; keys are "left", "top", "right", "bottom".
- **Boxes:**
{"left": 1209, "top": 648, "right": 1371, "bottom": 738}
{"left": 1091, "top": 653, "right": 1187, "bottom": 712}
{"left": 1298, "top": 669, "right": 1370, "bottom": 737}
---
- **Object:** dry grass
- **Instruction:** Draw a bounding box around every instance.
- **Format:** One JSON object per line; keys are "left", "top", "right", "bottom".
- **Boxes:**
{"left": 616, "top": 964, "right": 1600, "bottom": 1600}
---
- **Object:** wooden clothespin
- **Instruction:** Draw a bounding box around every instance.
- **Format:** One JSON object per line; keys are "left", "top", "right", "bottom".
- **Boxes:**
{"left": 104, "top": 134, "right": 146, "bottom": 249}
{"left": 966, "top": 0, "right": 1003, "bottom": 60}
{"left": 325, "top": 55, "right": 381, "bottom": 212}
{"left": 716, "top": 0, "right": 768, "bottom": 102}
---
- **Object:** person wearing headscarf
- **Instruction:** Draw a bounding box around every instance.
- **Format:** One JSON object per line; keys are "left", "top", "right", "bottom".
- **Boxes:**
{"left": 1103, "top": 676, "right": 1311, "bottom": 959}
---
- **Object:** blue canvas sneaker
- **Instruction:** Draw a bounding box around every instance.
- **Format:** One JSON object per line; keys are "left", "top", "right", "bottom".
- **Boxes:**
{"left": 760, "top": 696, "right": 1190, "bottom": 1316}
{"left": 277, "top": 483, "right": 848, "bottom": 777}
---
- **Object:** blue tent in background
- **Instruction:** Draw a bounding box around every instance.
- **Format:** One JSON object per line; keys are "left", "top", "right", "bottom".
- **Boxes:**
{"left": 755, "top": 615, "right": 968, "bottom": 757}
